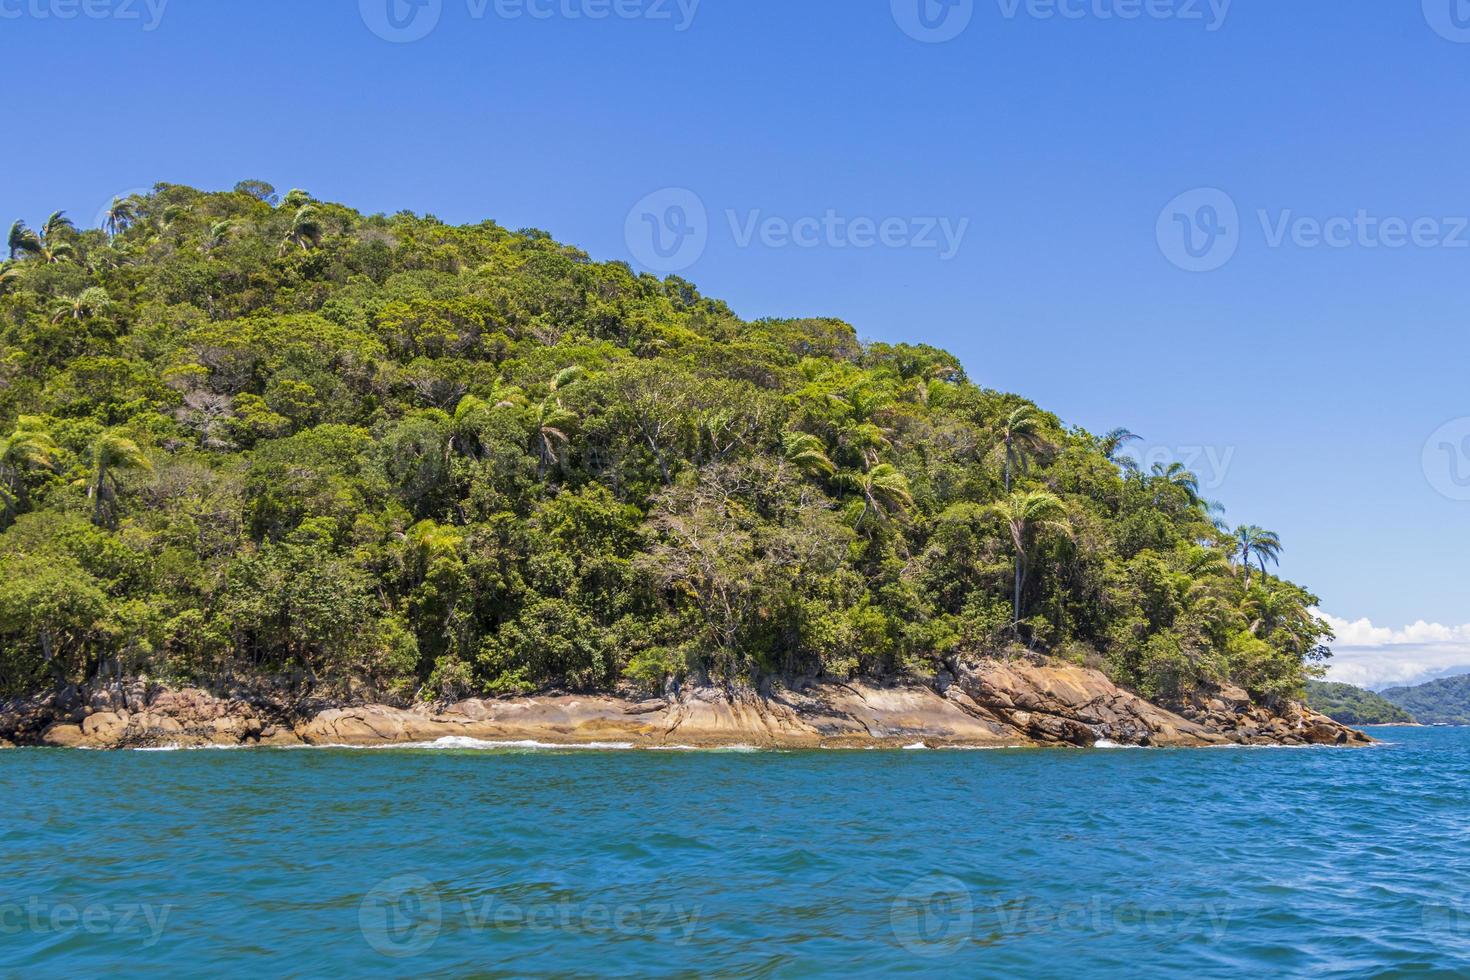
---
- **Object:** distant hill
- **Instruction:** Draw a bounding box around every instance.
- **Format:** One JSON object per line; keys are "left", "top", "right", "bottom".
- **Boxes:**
{"left": 1380, "top": 675, "right": 1470, "bottom": 726}
{"left": 1306, "top": 681, "right": 1416, "bottom": 726}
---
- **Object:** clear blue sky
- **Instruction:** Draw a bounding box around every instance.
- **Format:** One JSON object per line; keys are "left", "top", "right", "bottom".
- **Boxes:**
{"left": 6, "top": 0, "right": 1470, "bottom": 660}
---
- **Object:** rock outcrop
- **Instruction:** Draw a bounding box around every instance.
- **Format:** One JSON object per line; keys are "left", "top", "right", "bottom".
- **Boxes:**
{"left": 951, "top": 658, "right": 1370, "bottom": 747}
{"left": 0, "top": 659, "right": 1371, "bottom": 751}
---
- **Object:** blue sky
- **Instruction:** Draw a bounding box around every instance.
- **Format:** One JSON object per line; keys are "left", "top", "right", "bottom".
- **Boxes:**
{"left": 5, "top": 0, "right": 1469, "bottom": 685}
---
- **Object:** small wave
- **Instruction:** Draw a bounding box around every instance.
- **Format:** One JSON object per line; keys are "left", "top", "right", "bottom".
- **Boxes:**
{"left": 295, "top": 737, "right": 637, "bottom": 751}
{"left": 404, "top": 737, "right": 636, "bottom": 751}
{"left": 1093, "top": 740, "right": 1142, "bottom": 749}
{"left": 650, "top": 744, "right": 761, "bottom": 752}
{"left": 902, "top": 742, "right": 929, "bottom": 750}
{"left": 938, "top": 744, "right": 1013, "bottom": 751}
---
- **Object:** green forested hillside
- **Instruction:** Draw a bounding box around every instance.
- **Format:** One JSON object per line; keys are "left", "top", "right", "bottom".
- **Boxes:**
{"left": 1305, "top": 681, "right": 1415, "bottom": 725}
{"left": 1381, "top": 675, "right": 1470, "bottom": 725}
{"left": 0, "top": 183, "right": 1333, "bottom": 702}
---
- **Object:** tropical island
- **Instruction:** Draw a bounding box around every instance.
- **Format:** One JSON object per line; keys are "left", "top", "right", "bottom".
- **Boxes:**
{"left": 1306, "top": 681, "right": 1416, "bottom": 726}
{"left": 0, "top": 183, "right": 1366, "bottom": 749}
{"left": 1378, "top": 675, "right": 1470, "bottom": 726}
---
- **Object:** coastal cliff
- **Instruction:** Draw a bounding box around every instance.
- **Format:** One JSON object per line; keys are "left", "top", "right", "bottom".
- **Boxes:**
{"left": 3, "top": 658, "right": 1369, "bottom": 751}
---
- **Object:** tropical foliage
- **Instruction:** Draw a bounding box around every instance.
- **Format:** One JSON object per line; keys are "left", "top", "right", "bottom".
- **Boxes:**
{"left": 1305, "top": 681, "right": 1415, "bottom": 726}
{"left": 0, "top": 183, "right": 1334, "bottom": 702}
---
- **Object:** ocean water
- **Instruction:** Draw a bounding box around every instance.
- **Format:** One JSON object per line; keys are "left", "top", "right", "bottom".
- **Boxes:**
{"left": 4, "top": 727, "right": 1470, "bottom": 977}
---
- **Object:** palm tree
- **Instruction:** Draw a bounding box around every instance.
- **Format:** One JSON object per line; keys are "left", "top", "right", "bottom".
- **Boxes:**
{"left": 282, "top": 205, "right": 323, "bottom": 252}
{"left": 103, "top": 197, "right": 137, "bottom": 239}
{"left": 0, "top": 418, "right": 60, "bottom": 525}
{"left": 992, "top": 406, "right": 1051, "bottom": 492}
{"left": 1234, "top": 525, "right": 1282, "bottom": 586}
{"left": 529, "top": 397, "right": 576, "bottom": 478}
{"left": 842, "top": 463, "right": 914, "bottom": 528}
{"left": 1150, "top": 462, "right": 1203, "bottom": 508}
{"left": 204, "top": 220, "right": 235, "bottom": 251}
{"left": 991, "top": 489, "right": 1072, "bottom": 630}
{"left": 9, "top": 212, "right": 75, "bottom": 263}
{"left": 280, "top": 188, "right": 313, "bottom": 210}
{"left": 86, "top": 432, "right": 153, "bottom": 528}
{"left": 781, "top": 431, "right": 836, "bottom": 480}
{"left": 1100, "top": 427, "right": 1142, "bottom": 461}
{"left": 0, "top": 263, "right": 21, "bottom": 295}
{"left": 50, "top": 287, "right": 112, "bottom": 323}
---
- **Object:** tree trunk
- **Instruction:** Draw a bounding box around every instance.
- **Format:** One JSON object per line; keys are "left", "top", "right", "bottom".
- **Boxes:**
{"left": 1013, "top": 553, "right": 1025, "bottom": 629}
{"left": 91, "top": 461, "right": 108, "bottom": 527}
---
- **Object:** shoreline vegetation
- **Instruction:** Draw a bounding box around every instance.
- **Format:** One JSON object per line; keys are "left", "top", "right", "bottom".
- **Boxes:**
{"left": 0, "top": 183, "right": 1363, "bottom": 750}
{"left": 1306, "top": 680, "right": 1417, "bottom": 727}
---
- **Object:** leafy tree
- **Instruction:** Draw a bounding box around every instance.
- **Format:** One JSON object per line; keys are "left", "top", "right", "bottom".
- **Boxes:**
{"left": 85, "top": 431, "right": 153, "bottom": 528}
{"left": 991, "top": 406, "right": 1051, "bottom": 492}
{"left": 992, "top": 490, "right": 1072, "bottom": 630}
{"left": 0, "top": 418, "right": 60, "bottom": 526}
{"left": 1235, "top": 525, "right": 1283, "bottom": 585}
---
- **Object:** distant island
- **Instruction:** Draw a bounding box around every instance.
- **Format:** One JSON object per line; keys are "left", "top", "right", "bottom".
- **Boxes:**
{"left": 1379, "top": 675, "right": 1470, "bottom": 726}
{"left": 0, "top": 183, "right": 1366, "bottom": 749}
{"left": 1306, "top": 681, "right": 1416, "bottom": 726}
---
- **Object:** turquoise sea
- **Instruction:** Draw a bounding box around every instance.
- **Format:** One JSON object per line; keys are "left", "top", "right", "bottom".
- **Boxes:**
{"left": 4, "top": 727, "right": 1469, "bottom": 977}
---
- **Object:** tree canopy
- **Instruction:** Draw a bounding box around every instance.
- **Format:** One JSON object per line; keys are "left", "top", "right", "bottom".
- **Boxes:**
{"left": 0, "top": 182, "right": 1333, "bottom": 703}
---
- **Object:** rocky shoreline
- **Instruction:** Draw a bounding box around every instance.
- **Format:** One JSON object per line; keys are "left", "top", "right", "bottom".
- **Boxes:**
{"left": 0, "top": 657, "right": 1370, "bottom": 751}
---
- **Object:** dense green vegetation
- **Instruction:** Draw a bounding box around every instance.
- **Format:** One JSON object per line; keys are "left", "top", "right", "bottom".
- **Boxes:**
{"left": 1305, "top": 681, "right": 1415, "bottom": 726}
{"left": 0, "top": 183, "right": 1334, "bottom": 703}
{"left": 1380, "top": 675, "right": 1470, "bottom": 726}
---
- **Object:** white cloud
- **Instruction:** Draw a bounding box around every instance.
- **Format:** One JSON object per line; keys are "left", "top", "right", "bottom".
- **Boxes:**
{"left": 1315, "top": 611, "right": 1470, "bottom": 690}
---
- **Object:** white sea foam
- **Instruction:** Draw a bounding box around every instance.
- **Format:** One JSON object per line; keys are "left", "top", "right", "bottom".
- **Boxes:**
{"left": 389, "top": 737, "right": 636, "bottom": 751}
{"left": 937, "top": 744, "right": 1013, "bottom": 751}
{"left": 650, "top": 744, "right": 760, "bottom": 752}
{"left": 902, "top": 742, "right": 929, "bottom": 750}
{"left": 1093, "top": 740, "right": 1142, "bottom": 750}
